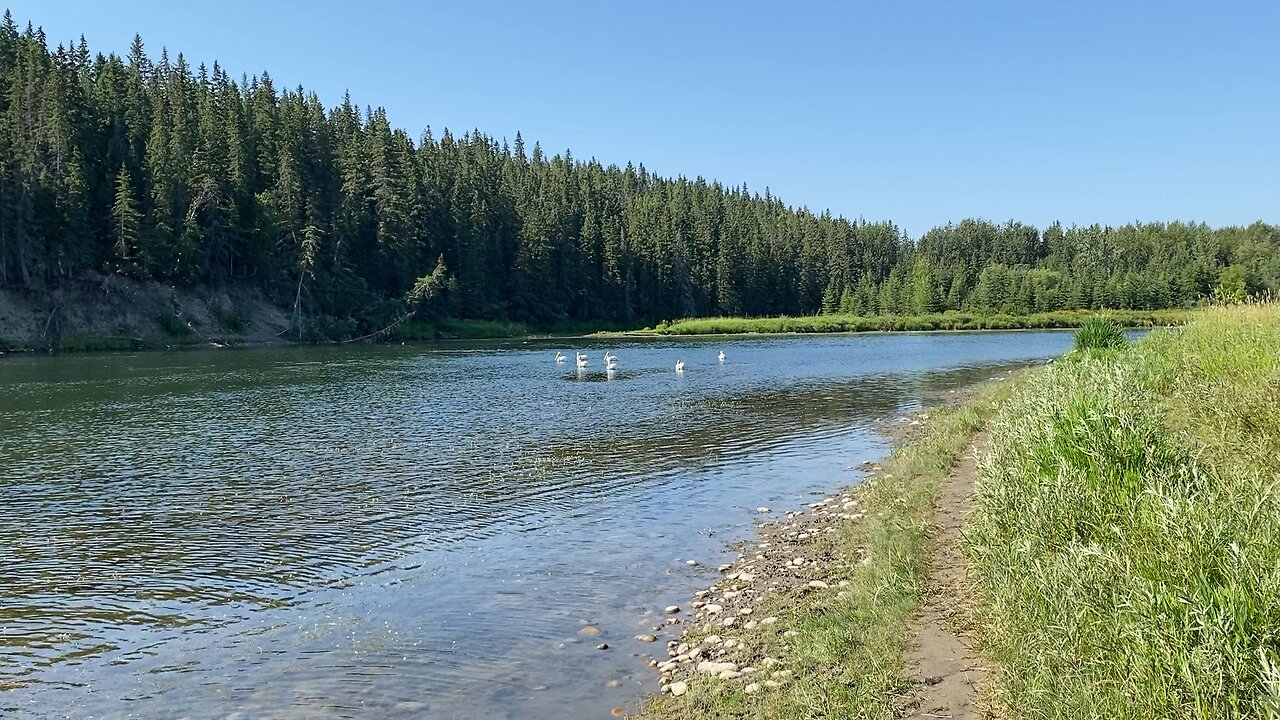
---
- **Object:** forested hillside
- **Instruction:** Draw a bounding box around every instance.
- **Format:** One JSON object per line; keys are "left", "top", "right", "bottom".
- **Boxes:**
{"left": 1, "top": 12, "right": 1277, "bottom": 340}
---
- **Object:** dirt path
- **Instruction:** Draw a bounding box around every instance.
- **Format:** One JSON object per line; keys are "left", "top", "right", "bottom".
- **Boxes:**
{"left": 900, "top": 432, "right": 990, "bottom": 719}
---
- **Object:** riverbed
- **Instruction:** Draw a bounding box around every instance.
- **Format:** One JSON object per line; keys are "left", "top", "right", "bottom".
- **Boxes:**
{"left": 0, "top": 331, "right": 1074, "bottom": 719}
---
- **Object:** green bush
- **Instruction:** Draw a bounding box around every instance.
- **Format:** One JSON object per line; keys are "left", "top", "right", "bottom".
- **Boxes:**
{"left": 1072, "top": 316, "right": 1128, "bottom": 351}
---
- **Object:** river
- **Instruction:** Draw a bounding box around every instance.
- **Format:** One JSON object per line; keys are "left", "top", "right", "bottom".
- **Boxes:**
{"left": 0, "top": 331, "right": 1074, "bottom": 719}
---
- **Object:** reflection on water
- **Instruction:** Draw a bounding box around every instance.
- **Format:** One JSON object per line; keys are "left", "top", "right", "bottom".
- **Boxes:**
{"left": 0, "top": 331, "right": 1072, "bottom": 719}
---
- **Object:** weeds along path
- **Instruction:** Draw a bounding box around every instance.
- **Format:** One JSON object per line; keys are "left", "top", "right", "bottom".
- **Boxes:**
{"left": 900, "top": 433, "right": 989, "bottom": 720}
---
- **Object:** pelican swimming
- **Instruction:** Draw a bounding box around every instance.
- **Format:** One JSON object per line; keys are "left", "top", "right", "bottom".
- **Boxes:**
{"left": 576, "top": 352, "right": 588, "bottom": 369}
{"left": 555, "top": 352, "right": 566, "bottom": 363}
{"left": 718, "top": 350, "right": 726, "bottom": 362}
{"left": 675, "top": 360, "right": 685, "bottom": 373}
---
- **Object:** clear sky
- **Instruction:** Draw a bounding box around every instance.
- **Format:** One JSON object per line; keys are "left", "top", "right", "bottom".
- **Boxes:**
{"left": 6, "top": 1, "right": 1277, "bottom": 237}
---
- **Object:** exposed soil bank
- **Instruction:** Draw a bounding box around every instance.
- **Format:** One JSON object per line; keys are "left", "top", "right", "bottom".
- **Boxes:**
{"left": 0, "top": 275, "right": 289, "bottom": 351}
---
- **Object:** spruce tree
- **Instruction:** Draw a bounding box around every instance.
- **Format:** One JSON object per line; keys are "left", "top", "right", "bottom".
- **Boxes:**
{"left": 111, "top": 168, "right": 141, "bottom": 264}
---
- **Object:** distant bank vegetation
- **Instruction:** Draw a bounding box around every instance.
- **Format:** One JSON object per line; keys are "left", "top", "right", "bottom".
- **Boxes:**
{"left": 631, "top": 309, "right": 1189, "bottom": 336}
{"left": 0, "top": 13, "right": 1277, "bottom": 345}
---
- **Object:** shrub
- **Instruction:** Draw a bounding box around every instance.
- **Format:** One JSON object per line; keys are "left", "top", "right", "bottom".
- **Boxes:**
{"left": 1073, "top": 316, "right": 1127, "bottom": 351}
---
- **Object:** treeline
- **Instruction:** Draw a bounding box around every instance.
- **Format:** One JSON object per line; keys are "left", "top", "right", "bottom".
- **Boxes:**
{"left": 1, "top": 13, "right": 1276, "bottom": 338}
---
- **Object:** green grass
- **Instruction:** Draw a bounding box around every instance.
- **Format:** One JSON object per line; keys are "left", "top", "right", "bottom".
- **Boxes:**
{"left": 641, "top": 384, "right": 1010, "bottom": 720}
{"left": 967, "top": 303, "right": 1280, "bottom": 719}
{"left": 1073, "top": 315, "right": 1129, "bottom": 351}
{"left": 624, "top": 309, "right": 1192, "bottom": 336}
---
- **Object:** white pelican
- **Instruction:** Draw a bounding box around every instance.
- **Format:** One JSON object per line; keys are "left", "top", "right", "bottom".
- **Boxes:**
{"left": 576, "top": 352, "right": 588, "bottom": 369}
{"left": 605, "top": 353, "right": 618, "bottom": 371}
{"left": 555, "top": 352, "right": 566, "bottom": 363}
{"left": 718, "top": 350, "right": 726, "bottom": 362}
{"left": 675, "top": 360, "right": 685, "bottom": 373}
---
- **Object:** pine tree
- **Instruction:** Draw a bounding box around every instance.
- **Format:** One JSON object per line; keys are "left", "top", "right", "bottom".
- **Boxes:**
{"left": 111, "top": 168, "right": 141, "bottom": 263}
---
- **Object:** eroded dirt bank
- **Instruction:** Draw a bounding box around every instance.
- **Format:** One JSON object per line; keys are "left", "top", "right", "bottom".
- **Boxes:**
{"left": 0, "top": 275, "right": 290, "bottom": 351}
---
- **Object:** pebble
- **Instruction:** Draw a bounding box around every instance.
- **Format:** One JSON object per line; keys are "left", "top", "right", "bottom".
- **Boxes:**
{"left": 782, "top": 630, "right": 799, "bottom": 638}
{"left": 723, "top": 639, "right": 738, "bottom": 649}
{"left": 597, "top": 643, "right": 609, "bottom": 650}
{"left": 771, "top": 670, "right": 793, "bottom": 680}
{"left": 719, "top": 670, "right": 743, "bottom": 680}
{"left": 669, "top": 681, "right": 689, "bottom": 697}
{"left": 739, "top": 608, "right": 753, "bottom": 615}
{"left": 755, "top": 507, "right": 771, "bottom": 513}
{"left": 685, "top": 560, "right": 699, "bottom": 566}
{"left": 744, "top": 682, "right": 761, "bottom": 694}
{"left": 697, "top": 661, "right": 739, "bottom": 675}
{"left": 703, "top": 635, "right": 723, "bottom": 645}
{"left": 807, "top": 580, "right": 829, "bottom": 589}
{"left": 760, "top": 616, "right": 779, "bottom": 625}
{"left": 764, "top": 679, "right": 782, "bottom": 688}
{"left": 606, "top": 679, "right": 624, "bottom": 688}
{"left": 705, "top": 604, "right": 724, "bottom": 614}
{"left": 578, "top": 625, "right": 602, "bottom": 636}
{"left": 611, "top": 707, "right": 627, "bottom": 717}
{"left": 664, "top": 605, "right": 681, "bottom": 614}
{"left": 635, "top": 634, "right": 657, "bottom": 643}
{"left": 722, "top": 617, "right": 738, "bottom": 627}
{"left": 743, "top": 620, "right": 757, "bottom": 630}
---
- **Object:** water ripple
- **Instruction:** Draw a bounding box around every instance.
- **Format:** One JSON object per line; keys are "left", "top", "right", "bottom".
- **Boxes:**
{"left": 0, "top": 331, "right": 1074, "bottom": 718}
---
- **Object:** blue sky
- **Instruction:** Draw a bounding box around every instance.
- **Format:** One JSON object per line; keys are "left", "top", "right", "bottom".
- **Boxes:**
{"left": 7, "top": 1, "right": 1277, "bottom": 236}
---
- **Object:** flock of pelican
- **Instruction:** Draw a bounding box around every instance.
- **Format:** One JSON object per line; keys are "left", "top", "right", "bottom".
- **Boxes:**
{"left": 553, "top": 349, "right": 726, "bottom": 373}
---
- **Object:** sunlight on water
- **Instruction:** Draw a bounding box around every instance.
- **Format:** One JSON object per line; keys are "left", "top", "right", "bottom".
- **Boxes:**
{"left": 0, "top": 331, "right": 1073, "bottom": 719}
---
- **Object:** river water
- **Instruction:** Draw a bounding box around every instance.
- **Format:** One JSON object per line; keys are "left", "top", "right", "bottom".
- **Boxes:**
{"left": 0, "top": 331, "right": 1074, "bottom": 719}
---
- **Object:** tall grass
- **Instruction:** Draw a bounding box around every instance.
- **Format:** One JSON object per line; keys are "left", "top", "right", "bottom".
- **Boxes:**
{"left": 631, "top": 309, "right": 1191, "bottom": 336}
{"left": 967, "top": 304, "right": 1280, "bottom": 719}
{"left": 1073, "top": 315, "right": 1128, "bottom": 351}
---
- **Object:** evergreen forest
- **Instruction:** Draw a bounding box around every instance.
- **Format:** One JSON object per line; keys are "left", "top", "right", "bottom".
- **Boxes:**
{"left": 2, "top": 13, "right": 1276, "bottom": 338}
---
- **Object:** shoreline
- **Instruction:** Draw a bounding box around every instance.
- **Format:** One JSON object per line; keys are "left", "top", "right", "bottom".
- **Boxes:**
{"left": 1, "top": 320, "right": 1152, "bottom": 358}
{"left": 629, "top": 305, "right": 1280, "bottom": 719}
{"left": 631, "top": 371, "right": 1014, "bottom": 718}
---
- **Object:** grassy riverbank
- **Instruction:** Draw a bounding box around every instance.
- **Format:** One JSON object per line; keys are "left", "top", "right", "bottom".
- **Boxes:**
{"left": 968, "top": 304, "right": 1280, "bottom": 718}
{"left": 641, "top": 304, "right": 1279, "bottom": 720}
{"left": 624, "top": 308, "right": 1190, "bottom": 336}
{"left": 640, "top": 380, "right": 1013, "bottom": 720}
